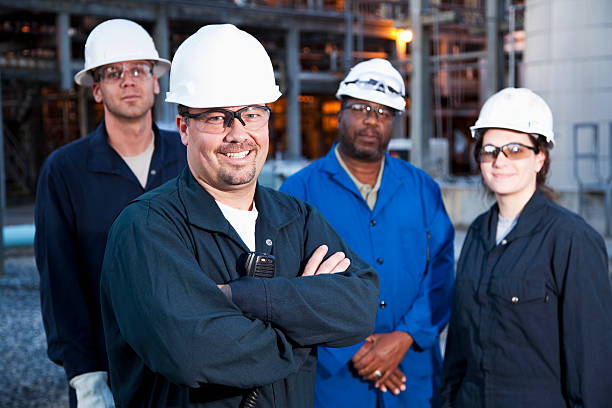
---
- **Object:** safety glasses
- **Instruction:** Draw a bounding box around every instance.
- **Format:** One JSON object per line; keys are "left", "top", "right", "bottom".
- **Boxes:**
{"left": 95, "top": 62, "right": 153, "bottom": 83}
{"left": 182, "top": 105, "right": 271, "bottom": 134}
{"left": 478, "top": 143, "right": 539, "bottom": 163}
{"left": 343, "top": 102, "right": 396, "bottom": 122}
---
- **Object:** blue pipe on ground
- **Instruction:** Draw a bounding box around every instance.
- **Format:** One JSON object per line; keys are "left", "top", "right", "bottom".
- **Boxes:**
{"left": 3, "top": 224, "right": 35, "bottom": 248}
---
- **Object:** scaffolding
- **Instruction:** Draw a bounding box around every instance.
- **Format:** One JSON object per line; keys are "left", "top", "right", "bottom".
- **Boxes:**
{"left": 0, "top": 0, "right": 521, "bottom": 200}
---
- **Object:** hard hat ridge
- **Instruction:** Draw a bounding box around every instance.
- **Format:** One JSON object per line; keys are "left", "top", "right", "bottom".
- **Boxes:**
{"left": 74, "top": 19, "right": 171, "bottom": 86}
{"left": 165, "top": 24, "right": 282, "bottom": 108}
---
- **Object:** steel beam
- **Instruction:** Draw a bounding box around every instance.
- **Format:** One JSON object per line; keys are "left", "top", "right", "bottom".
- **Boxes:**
{"left": 0, "top": 0, "right": 394, "bottom": 38}
{"left": 285, "top": 26, "right": 302, "bottom": 159}
{"left": 154, "top": 7, "right": 172, "bottom": 126}
{"left": 56, "top": 12, "right": 72, "bottom": 90}
{"left": 486, "top": 0, "right": 502, "bottom": 97}
{"left": 343, "top": 0, "right": 354, "bottom": 70}
{"left": 409, "top": 0, "right": 432, "bottom": 172}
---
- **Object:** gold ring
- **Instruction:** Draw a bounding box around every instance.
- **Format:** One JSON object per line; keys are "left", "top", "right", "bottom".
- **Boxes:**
{"left": 374, "top": 370, "right": 382, "bottom": 377}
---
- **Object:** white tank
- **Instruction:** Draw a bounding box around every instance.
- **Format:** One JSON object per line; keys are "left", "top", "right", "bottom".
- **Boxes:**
{"left": 524, "top": 0, "right": 612, "bottom": 190}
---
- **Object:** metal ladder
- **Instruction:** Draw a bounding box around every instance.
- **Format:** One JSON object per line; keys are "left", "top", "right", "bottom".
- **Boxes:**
{"left": 574, "top": 122, "right": 612, "bottom": 236}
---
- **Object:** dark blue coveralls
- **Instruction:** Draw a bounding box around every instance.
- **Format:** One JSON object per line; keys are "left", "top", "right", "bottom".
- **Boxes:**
{"left": 442, "top": 190, "right": 612, "bottom": 407}
{"left": 34, "top": 121, "right": 186, "bottom": 406}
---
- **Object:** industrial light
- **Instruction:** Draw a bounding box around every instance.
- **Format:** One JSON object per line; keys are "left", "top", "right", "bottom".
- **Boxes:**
{"left": 396, "top": 29, "right": 413, "bottom": 44}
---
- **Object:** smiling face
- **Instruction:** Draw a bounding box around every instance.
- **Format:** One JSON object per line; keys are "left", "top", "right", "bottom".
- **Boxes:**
{"left": 480, "top": 128, "right": 546, "bottom": 202}
{"left": 176, "top": 105, "right": 269, "bottom": 195}
{"left": 337, "top": 97, "right": 395, "bottom": 162}
{"left": 92, "top": 59, "right": 159, "bottom": 122}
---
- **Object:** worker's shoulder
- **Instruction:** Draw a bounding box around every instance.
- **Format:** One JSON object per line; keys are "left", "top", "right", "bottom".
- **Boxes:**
{"left": 543, "top": 198, "right": 602, "bottom": 240}
{"left": 259, "top": 184, "right": 310, "bottom": 213}
{"left": 119, "top": 178, "right": 183, "bottom": 223}
{"left": 42, "top": 132, "right": 94, "bottom": 170}
{"left": 137, "top": 177, "right": 181, "bottom": 207}
{"left": 386, "top": 155, "right": 442, "bottom": 193}
{"left": 386, "top": 154, "right": 432, "bottom": 180}
{"left": 156, "top": 126, "right": 181, "bottom": 145}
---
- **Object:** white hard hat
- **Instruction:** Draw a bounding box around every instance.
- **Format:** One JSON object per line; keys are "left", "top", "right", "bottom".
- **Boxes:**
{"left": 74, "top": 19, "right": 171, "bottom": 87}
{"left": 336, "top": 58, "right": 406, "bottom": 111}
{"left": 471, "top": 87, "right": 555, "bottom": 145}
{"left": 166, "top": 24, "right": 281, "bottom": 108}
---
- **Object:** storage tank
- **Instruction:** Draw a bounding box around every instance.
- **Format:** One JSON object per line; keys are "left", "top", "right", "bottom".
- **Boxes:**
{"left": 524, "top": 0, "right": 612, "bottom": 190}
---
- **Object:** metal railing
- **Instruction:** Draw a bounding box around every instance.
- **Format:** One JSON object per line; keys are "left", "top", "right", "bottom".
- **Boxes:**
{"left": 574, "top": 122, "right": 612, "bottom": 236}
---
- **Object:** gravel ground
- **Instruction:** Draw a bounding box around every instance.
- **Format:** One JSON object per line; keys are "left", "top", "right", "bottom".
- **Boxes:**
{"left": 0, "top": 249, "right": 608, "bottom": 408}
{"left": 0, "top": 255, "right": 68, "bottom": 408}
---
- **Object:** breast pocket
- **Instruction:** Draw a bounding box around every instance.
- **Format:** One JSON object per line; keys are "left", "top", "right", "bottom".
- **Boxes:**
{"left": 488, "top": 278, "right": 549, "bottom": 305}
{"left": 487, "top": 278, "right": 554, "bottom": 345}
{"left": 486, "top": 277, "right": 560, "bottom": 377}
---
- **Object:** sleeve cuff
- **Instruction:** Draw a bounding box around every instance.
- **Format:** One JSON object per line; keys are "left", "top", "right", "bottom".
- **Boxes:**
{"left": 228, "top": 277, "right": 269, "bottom": 321}
{"left": 396, "top": 324, "right": 436, "bottom": 351}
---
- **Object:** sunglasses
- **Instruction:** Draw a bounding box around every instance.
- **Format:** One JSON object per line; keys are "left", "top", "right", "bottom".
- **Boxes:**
{"left": 478, "top": 143, "right": 539, "bottom": 163}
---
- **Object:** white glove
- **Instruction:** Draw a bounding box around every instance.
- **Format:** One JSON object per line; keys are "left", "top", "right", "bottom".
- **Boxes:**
{"left": 69, "top": 371, "right": 116, "bottom": 408}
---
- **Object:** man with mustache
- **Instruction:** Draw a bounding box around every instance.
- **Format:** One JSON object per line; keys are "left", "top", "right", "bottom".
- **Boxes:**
{"left": 281, "top": 59, "right": 455, "bottom": 408}
{"left": 99, "top": 24, "right": 379, "bottom": 407}
{"left": 35, "top": 19, "right": 186, "bottom": 408}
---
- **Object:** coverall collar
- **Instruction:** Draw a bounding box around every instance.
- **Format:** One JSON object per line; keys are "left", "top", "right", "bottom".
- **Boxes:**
{"left": 178, "top": 167, "right": 298, "bottom": 240}
{"left": 479, "top": 189, "right": 549, "bottom": 250}
{"left": 322, "top": 143, "right": 404, "bottom": 215}
{"left": 86, "top": 120, "right": 170, "bottom": 182}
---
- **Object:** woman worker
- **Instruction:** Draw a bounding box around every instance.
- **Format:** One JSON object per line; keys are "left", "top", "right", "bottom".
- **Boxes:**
{"left": 441, "top": 87, "right": 612, "bottom": 407}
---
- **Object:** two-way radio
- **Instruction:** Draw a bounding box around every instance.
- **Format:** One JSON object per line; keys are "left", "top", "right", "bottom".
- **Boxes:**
{"left": 240, "top": 251, "right": 275, "bottom": 408}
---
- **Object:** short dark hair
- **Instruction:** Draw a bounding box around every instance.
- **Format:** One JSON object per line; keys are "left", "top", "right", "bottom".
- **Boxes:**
{"left": 177, "top": 104, "right": 190, "bottom": 116}
{"left": 473, "top": 129, "right": 555, "bottom": 200}
{"left": 177, "top": 104, "right": 190, "bottom": 124}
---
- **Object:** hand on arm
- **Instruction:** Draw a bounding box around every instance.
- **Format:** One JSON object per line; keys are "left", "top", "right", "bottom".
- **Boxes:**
{"left": 218, "top": 244, "right": 349, "bottom": 297}
{"left": 302, "top": 244, "right": 351, "bottom": 276}
{"left": 351, "top": 331, "right": 414, "bottom": 394}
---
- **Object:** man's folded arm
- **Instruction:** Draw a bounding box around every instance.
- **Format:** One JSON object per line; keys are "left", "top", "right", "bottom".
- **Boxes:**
{"left": 229, "top": 207, "right": 380, "bottom": 348}
{"left": 102, "top": 203, "right": 320, "bottom": 390}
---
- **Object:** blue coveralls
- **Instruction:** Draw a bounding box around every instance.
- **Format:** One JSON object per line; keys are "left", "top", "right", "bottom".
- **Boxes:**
{"left": 281, "top": 146, "right": 455, "bottom": 407}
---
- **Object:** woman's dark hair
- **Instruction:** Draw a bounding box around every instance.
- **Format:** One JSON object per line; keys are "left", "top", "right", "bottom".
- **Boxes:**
{"left": 473, "top": 128, "right": 556, "bottom": 201}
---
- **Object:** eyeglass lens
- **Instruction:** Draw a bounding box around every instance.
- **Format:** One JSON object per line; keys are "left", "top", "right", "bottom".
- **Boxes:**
{"left": 186, "top": 106, "right": 270, "bottom": 134}
{"left": 98, "top": 63, "right": 153, "bottom": 83}
{"left": 479, "top": 143, "right": 536, "bottom": 163}
{"left": 346, "top": 103, "right": 394, "bottom": 121}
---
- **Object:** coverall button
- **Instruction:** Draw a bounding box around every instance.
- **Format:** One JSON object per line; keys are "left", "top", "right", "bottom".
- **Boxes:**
{"left": 501, "top": 239, "right": 507, "bottom": 245}
{"left": 511, "top": 296, "right": 519, "bottom": 303}
{"left": 265, "top": 239, "right": 273, "bottom": 246}
{"left": 370, "top": 220, "right": 376, "bottom": 226}
{"left": 150, "top": 169, "right": 157, "bottom": 175}
{"left": 379, "top": 300, "right": 386, "bottom": 308}
{"left": 376, "top": 258, "right": 383, "bottom": 264}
